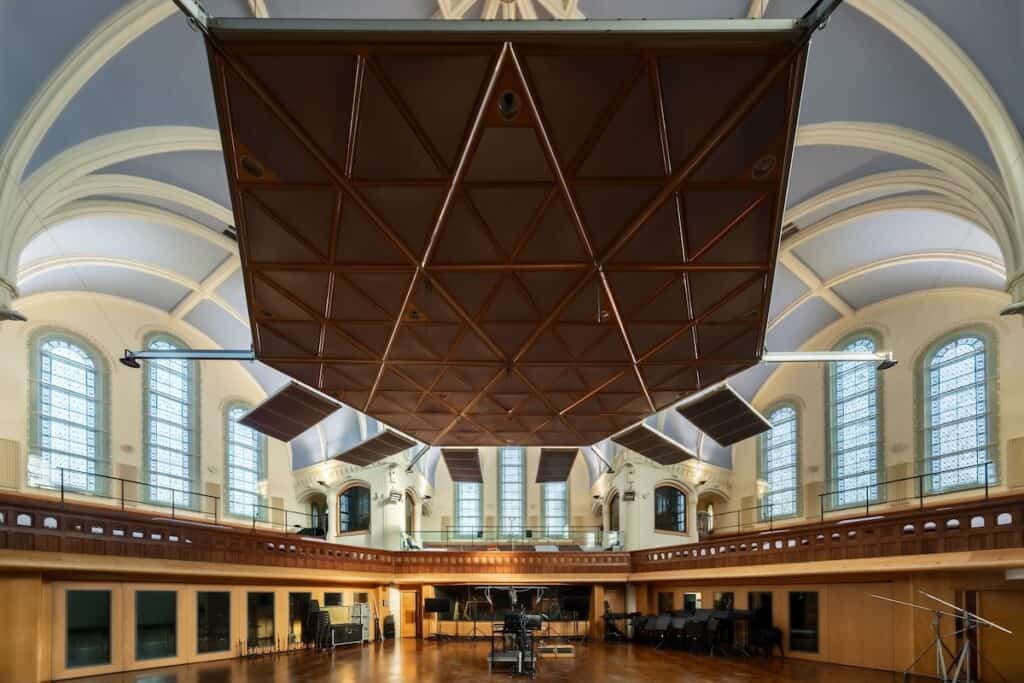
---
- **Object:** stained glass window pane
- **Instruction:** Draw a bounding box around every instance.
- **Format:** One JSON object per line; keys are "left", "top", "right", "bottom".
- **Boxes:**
{"left": 455, "top": 482, "right": 481, "bottom": 537}
{"left": 227, "top": 406, "right": 265, "bottom": 518}
{"left": 759, "top": 405, "right": 798, "bottom": 519}
{"left": 146, "top": 338, "right": 194, "bottom": 508}
{"left": 30, "top": 339, "right": 100, "bottom": 493}
{"left": 543, "top": 481, "right": 568, "bottom": 538}
{"left": 925, "top": 336, "right": 992, "bottom": 492}
{"left": 829, "top": 336, "right": 880, "bottom": 507}
{"left": 499, "top": 447, "right": 524, "bottom": 536}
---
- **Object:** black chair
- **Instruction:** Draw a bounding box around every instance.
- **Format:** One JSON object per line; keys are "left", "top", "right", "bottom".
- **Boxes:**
{"left": 651, "top": 614, "right": 672, "bottom": 649}
{"left": 313, "top": 611, "right": 332, "bottom": 651}
{"left": 751, "top": 626, "right": 784, "bottom": 657}
{"left": 707, "top": 617, "right": 728, "bottom": 656}
{"left": 683, "top": 619, "right": 707, "bottom": 654}
{"left": 383, "top": 615, "right": 395, "bottom": 640}
{"left": 667, "top": 617, "right": 688, "bottom": 649}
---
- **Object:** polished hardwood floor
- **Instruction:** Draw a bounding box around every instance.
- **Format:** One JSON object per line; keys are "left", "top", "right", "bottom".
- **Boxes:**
{"left": 76, "top": 640, "right": 931, "bottom": 682}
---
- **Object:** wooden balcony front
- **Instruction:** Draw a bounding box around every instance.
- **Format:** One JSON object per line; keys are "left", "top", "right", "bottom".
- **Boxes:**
{"left": 2, "top": 491, "right": 1023, "bottom": 582}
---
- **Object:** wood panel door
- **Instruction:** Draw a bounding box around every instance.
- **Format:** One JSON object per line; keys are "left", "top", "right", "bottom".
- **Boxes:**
{"left": 979, "top": 590, "right": 1024, "bottom": 683}
{"left": 400, "top": 591, "right": 418, "bottom": 638}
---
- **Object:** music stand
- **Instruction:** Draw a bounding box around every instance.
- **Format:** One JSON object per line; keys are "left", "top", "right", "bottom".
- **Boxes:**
{"left": 424, "top": 598, "right": 451, "bottom": 642}
{"left": 465, "top": 596, "right": 488, "bottom": 640}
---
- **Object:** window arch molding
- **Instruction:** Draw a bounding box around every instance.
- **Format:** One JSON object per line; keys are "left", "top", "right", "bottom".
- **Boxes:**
{"left": 653, "top": 480, "right": 690, "bottom": 534}
{"left": 605, "top": 488, "right": 621, "bottom": 534}
{"left": 824, "top": 328, "right": 885, "bottom": 510}
{"left": 223, "top": 400, "right": 267, "bottom": 520}
{"left": 27, "top": 327, "right": 111, "bottom": 494}
{"left": 337, "top": 480, "right": 372, "bottom": 534}
{"left": 757, "top": 400, "right": 802, "bottom": 521}
{"left": 142, "top": 331, "right": 200, "bottom": 508}
{"left": 914, "top": 324, "right": 998, "bottom": 493}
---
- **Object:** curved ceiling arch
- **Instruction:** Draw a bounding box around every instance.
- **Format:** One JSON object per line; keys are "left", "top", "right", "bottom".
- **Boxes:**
{"left": 49, "top": 199, "right": 237, "bottom": 255}
{"left": 785, "top": 169, "right": 987, "bottom": 231}
{"left": 770, "top": 250, "right": 1005, "bottom": 332}
{"left": 16, "top": 254, "right": 246, "bottom": 328}
{"left": 0, "top": 2, "right": 177, "bottom": 234}
{"left": 5, "top": 126, "right": 221, "bottom": 273}
{"left": 796, "top": 122, "right": 1016, "bottom": 267}
{"left": 848, "top": 0, "right": 1024, "bottom": 260}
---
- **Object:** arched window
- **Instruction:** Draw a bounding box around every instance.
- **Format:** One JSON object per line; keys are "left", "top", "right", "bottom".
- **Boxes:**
{"left": 923, "top": 335, "right": 994, "bottom": 492}
{"left": 144, "top": 335, "right": 198, "bottom": 508}
{"left": 542, "top": 481, "right": 569, "bottom": 538}
{"left": 654, "top": 485, "right": 686, "bottom": 533}
{"left": 338, "top": 484, "right": 370, "bottom": 533}
{"left": 827, "top": 334, "right": 881, "bottom": 508}
{"left": 758, "top": 404, "right": 800, "bottom": 520}
{"left": 225, "top": 404, "right": 266, "bottom": 519}
{"left": 498, "top": 446, "right": 525, "bottom": 536}
{"left": 29, "top": 334, "right": 106, "bottom": 493}
{"left": 454, "top": 481, "right": 482, "bottom": 538}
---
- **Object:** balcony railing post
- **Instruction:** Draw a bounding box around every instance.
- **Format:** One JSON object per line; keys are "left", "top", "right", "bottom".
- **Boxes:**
{"left": 284, "top": 508, "right": 288, "bottom": 534}
{"left": 121, "top": 478, "right": 125, "bottom": 512}
{"left": 252, "top": 505, "right": 257, "bottom": 531}
{"left": 820, "top": 493, "right": 824, "bottom": 524}
{"left": 214, "top": 496, "right": 219, "bottom": 523}
{"left": 865, "top": 485, "right": 870, "bottom": 516}
{"left": 171, "top": 497, "right": 176, "bottom": 519}
{"left": 984, "top": 461, "right": 990, "bottom": 499}
{"left": 768, "top": 504, "right": 773, "bottom": 532}
{"left": 60, "top": 468, "right": 65, "bottom": 507}
{"left": 918, "top": 474, "right": 924, "bottom": 510}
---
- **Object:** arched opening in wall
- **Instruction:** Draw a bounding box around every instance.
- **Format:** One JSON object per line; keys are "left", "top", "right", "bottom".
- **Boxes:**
{"left": 605, "top": 490, "right": 623, "bottom": 549}
{"left": 338, "top": 483, "right": 371, "bottom": 535}
{"left": 303, "top": 492, "right": 328, "bottom": 538}
{"left": 697, "top": 490, "right": 729, "bottom": 540}
{"left": 654, "top": 484, "right": 687, "bottom": 534}
{"left": 404, "top": 488, "right": 419, "bottom": 542}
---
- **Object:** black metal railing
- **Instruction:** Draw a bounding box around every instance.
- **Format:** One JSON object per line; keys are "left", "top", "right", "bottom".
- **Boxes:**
{"left": 819, "top": 461, "right": 992, "bottom": 522}
{"left": 246, "top": 502, "right": 319, "bottom": 535}
{"left": 411, "top": 525, "right": 608, "bottom": 551}
{"left": 57, "top": 468, "right": 220, "bottom": 522}
{"left": 697, "top": 502, "right": 775, "bottom": 537}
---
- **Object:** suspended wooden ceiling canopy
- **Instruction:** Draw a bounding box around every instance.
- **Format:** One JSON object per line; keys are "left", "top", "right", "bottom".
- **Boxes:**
{"left": 205, "top": 19, "right": 809, "bottom": 447}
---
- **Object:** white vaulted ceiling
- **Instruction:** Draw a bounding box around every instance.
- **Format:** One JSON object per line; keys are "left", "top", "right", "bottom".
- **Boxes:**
{"left": 2, "top": 0, "right": 1021, "bottom": 474}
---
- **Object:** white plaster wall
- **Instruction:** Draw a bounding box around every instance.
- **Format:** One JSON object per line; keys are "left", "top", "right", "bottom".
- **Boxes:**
{"left": 422, "top": 446, "right": 599, "bottom": 539}
{"left": 0, "top": 292, "right": 299, "bottom": 522}
{"left": 732, "top": 288, "right": 1024, "bottom": 524}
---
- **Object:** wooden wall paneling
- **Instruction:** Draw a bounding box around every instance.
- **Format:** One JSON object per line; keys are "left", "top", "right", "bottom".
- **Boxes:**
{"left": 978, "top": 590, "right": 1024, "bottom": 682}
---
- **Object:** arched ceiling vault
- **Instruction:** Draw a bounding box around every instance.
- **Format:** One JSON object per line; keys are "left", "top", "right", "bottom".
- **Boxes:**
{"left": 1, "top": 0, "right": 1022, "bottom": 473}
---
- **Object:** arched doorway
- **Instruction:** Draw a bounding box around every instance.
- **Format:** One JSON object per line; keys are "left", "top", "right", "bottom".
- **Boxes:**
{"left": 305, "top": 493, "right": 328, "bottom": 537}
{"left": 697, "top": 490, "right": 728, "bottom": 539}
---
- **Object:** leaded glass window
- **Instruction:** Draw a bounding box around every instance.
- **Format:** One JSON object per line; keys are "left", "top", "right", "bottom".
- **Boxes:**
{"left": 145, "top": 336, "right": 196, "bottom": 507}
{"left": 498, "top": 447, "right": 525, "bottom": 536}
{"left": 29, "top": 337, "right": 103, "bottom": 493}
{"left": 759, "top": 405, "right": 799, "bottom": 519}
{"left": 338, "top": 485, "right": 370, "bottom": 532}
{"left": 454, "top": 481, "right": 482, "bottom": 537}
{"left": 828, "top": 335, "right": 881, "bottom": 508}
{"left": 923, "top": 335, "right": 994, "bottom": 492}
{"left": 226, "top": 405, "right": 265, "bottom": 518}
{"left": 654, "top": 486, "right": 686, "bottom": 532}
{"left": 543, "top": 481, "right": 569, "bottom": 538}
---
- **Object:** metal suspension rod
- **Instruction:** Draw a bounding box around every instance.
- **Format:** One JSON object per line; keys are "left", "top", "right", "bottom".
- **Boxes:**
{"left": 761, "top": 350, "right": 897, "bottom": 370}
{"left": 405, "top": 445, "right": 432, "bottom": 473}
{"left": 120, "top": 348, "right": 255, "bottom": 368}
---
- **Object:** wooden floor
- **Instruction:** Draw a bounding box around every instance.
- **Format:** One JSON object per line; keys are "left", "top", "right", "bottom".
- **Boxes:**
{"left": 75, "top": 640, "right": 931, "bottom": 682}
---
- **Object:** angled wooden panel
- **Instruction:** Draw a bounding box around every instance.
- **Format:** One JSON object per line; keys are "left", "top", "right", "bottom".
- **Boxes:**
{"left": 239, "top": 382, "right": 340, "bottom": 442}
{"left": 441, "top": 448, "right": 483, "bottom": 483}
{"left": 536, "top": 448, "right": 578, "bottom": 482}
{"left": 334, "top": 429, "right": 417, "bottom": 466}
{"left": 674, "top": 384, "right": 770, "bottom": 446}
{"left": 611, "top": 423, "right": 695, "bottom": 465}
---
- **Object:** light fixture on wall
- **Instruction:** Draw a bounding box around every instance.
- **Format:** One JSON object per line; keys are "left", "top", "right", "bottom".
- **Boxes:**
{"left": 119, "top": 352, "right": 141, "bottom": 368}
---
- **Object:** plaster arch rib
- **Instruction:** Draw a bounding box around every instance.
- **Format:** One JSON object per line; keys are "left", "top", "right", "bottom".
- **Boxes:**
{"left": 848, "top": 0, "right": 1024, "bottom": 273}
